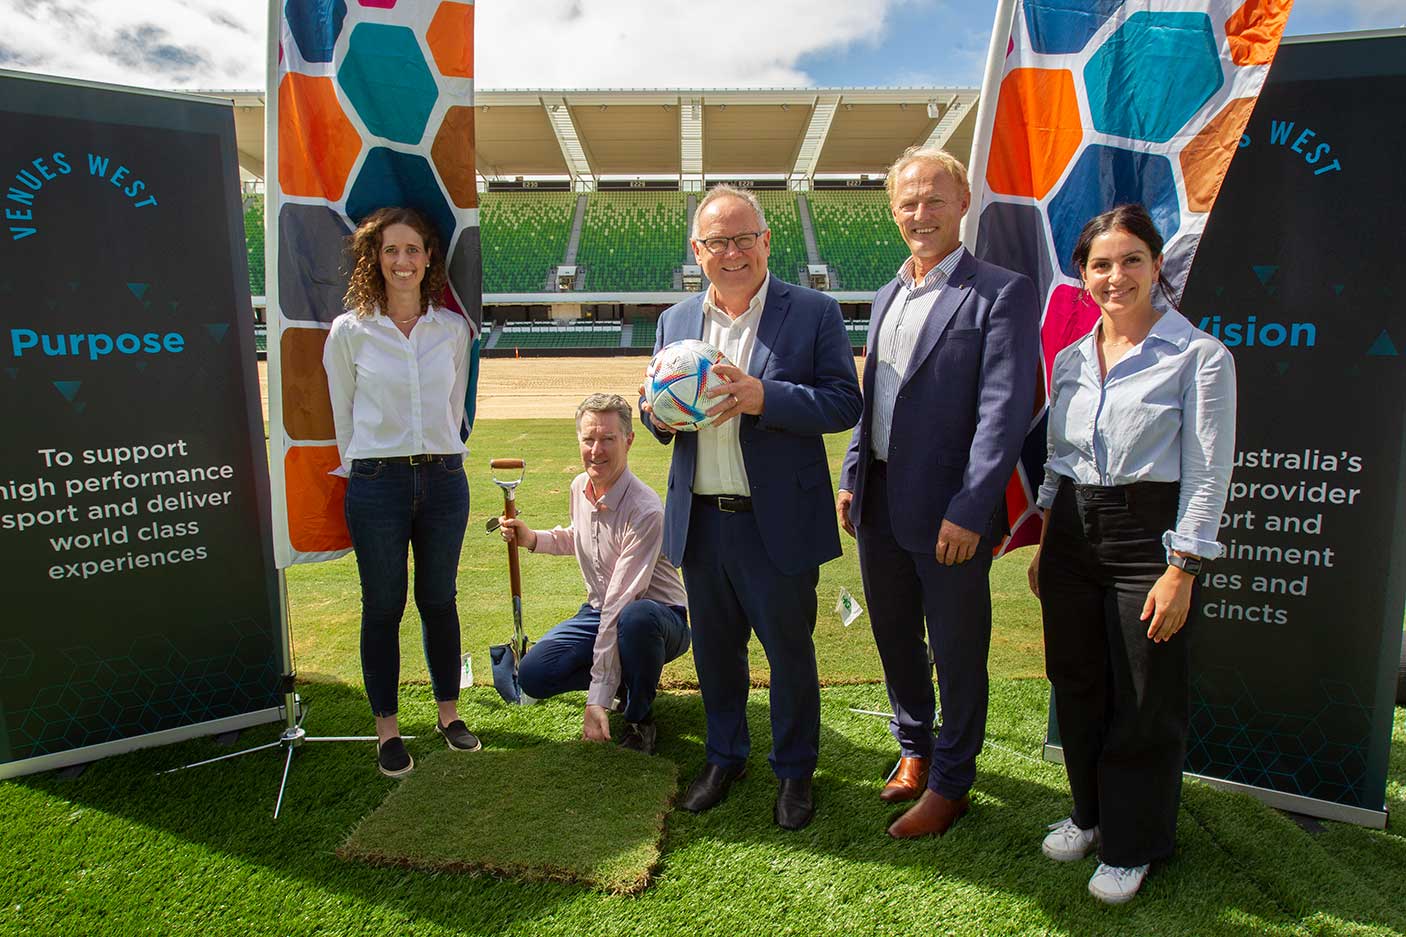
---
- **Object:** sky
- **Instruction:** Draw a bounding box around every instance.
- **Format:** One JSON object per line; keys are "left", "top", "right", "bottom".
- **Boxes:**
{"left": 0, "top": 0, "right": 1400, "bottom": 92}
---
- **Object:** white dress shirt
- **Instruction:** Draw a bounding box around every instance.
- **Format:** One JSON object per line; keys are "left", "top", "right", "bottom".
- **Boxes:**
{"left": 1037, "top": 308, "right": 1237, "bottom": 560}
{"left": 694, "top": 273, "right": 769, "bottom": 496}
{"left": 323, "top": 305, "right": 470, "bottom": 476}
{"left": 870, "top": 246, "right": 966, "bottom": 461}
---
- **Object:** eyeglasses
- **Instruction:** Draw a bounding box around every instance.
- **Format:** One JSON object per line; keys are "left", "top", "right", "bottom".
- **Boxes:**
{"left": 696, "top": 232, "right": 765, "bottom": 254}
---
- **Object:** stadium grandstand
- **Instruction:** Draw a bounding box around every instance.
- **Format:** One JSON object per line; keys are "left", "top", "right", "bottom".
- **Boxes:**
{"left": 228, "top": 87, "right": 980, "bottom": 356}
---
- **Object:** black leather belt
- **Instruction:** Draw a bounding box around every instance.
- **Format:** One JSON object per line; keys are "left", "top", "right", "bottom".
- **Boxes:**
{"left": 695, "top": 494, "right": 753, "bottom": 512}
{"left": 1067, "top": 479, "right": 1178, "bottom": 506}
{"left": 355, "top": 453, "right": 458, "bottom": 465}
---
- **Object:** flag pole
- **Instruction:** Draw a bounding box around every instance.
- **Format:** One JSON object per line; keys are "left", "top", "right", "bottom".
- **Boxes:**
{"left": 961, "top": 0, "right": 1019, "bottom": 249}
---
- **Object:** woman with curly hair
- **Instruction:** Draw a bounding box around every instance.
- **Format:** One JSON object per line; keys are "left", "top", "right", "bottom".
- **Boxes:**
{"left": 323, "top": 206, "right": 482, "bottom": 777}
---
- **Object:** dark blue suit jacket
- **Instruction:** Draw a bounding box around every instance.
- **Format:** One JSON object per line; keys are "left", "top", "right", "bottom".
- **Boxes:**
{"left": 643, "top": 277, "right": 862, "bottom": 576}
{"left": 840, "top": 251, "right": 1039, "bottom": 553}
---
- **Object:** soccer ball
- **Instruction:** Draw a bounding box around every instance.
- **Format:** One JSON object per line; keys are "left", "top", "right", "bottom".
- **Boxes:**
{"left": 644, "top": 340, "right": 732, "bottom": 432}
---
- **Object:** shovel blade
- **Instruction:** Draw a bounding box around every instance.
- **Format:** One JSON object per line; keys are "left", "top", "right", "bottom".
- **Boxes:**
{"left": 489, "top": 640, "right": 536, "bottom": 705}
{"left": 489, "top": 642, "right": 521, "bottom": 703}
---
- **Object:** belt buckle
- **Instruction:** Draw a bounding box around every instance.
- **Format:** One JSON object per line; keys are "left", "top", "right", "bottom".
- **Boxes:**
{"left": 717, "top": 495, "right": 742, "bottom": 513}
{"left": 407, "top": 453, "right": 425, "bottom": 465}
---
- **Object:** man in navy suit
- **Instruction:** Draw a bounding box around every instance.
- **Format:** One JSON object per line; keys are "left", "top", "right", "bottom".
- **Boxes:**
{"left": 642, "top": 185, "right": 862, "bottom": 830}
{"left": 838, "top": 147, "right": 1038, "bottom": 838}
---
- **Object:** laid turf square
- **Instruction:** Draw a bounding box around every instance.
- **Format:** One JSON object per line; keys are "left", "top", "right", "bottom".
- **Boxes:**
{"left": 338, "top": 741, "right": 678, "bottom": 894}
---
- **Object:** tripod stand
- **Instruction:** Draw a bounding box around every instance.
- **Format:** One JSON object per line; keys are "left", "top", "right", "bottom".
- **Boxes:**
{"left": 163, "top": 571, "right": 383, "bottom": 819}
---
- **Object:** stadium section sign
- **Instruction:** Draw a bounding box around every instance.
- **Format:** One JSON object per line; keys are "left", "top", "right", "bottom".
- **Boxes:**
{"left": 0, "top": 72, "right": 283, "bottom": 778}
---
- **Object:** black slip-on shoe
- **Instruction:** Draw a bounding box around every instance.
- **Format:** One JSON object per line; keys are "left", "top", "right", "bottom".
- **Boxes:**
{"left": 377, "top": 736, "right": 414, "bottom": 778}
{"left": 437, "top": 719, "right": 483, "bottom": 752}
{"left": 679, "top": 762, "right": 746, "bottom": 813}
{"left": 618, "top": 719, "right": 657, "bottom": 755}
{"left": 774, "top": 776, "right": 815, "bottom": 830}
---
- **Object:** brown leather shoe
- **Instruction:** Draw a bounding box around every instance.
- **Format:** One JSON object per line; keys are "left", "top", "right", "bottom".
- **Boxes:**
{"left": 879, "top": 757, "right": 930, "bottom": 803}
{"left": 887, "top": 789, "right": 970, "bottom": 839}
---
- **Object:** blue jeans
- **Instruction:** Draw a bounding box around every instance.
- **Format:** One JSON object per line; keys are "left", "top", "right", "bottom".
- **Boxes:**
{"left": 517, "top": 600, "right": 690, "bottom": 723}
{"left": 344, "top": 455, "right": 469, "bottom": 717}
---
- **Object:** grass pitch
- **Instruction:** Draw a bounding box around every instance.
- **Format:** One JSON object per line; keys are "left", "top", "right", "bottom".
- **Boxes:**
{"left": 284, "top": 420, "right": 1047, "bottom": 690}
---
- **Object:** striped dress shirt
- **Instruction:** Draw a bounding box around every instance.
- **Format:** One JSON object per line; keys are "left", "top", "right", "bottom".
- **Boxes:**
{"left": 869, "top": 246, "right": 966, "bottom": 461}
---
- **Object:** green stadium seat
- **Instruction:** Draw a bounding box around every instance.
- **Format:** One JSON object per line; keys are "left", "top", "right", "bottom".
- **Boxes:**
{"left": 575, "top": 192, "right": 686, "bottom": 292}
{"left": 243, "top": 200, "right": 266, "bottom": 297}
{"left": 480, "top": 191, "right": 577, "bottom": 293}
{"left": 498, "top": 321, "right": 623, "bottom": 350}
{"left": 807, "top": 190, "right": 909, "bottom": 291}
{"left": 846, "top": 319, "right": 870, "bottom": 349}
{"left": 756, "top": 191, "right": 807, "bottom": 285}
{"left": 629, "top": 317, "right": 658, "bottom": 349}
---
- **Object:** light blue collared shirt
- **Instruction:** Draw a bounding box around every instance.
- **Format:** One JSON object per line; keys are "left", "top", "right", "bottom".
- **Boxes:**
{"left": 870, "top": 246, "right": 966, "bottom": 461}
{"left": 1037, "top": 308, "right": 1237, "bottom": 560}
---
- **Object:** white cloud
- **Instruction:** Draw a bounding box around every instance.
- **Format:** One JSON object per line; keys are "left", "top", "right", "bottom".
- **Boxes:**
{"left": 2, "top": 0, "right": 1397, "bottom": 93}
{"left": 0, "top": 0, "right": 908, "bottom": 91}
{"left": 475, "top": 0, "right": 897, "bottom": 88}
{"left": 1, "top": 0, "right": 267, "bottom": 89}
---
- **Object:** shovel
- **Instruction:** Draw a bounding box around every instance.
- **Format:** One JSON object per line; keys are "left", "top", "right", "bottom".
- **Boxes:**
{"left": 488, "top": 457, "right": 533, "bottom": 704}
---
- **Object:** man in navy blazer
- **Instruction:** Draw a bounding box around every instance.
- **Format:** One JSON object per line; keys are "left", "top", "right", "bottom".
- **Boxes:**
{"left": 838, "top": 147, "right": 1038, "bottom": 838}
{"left": 642, "top": 185, "right": 862, "bottom": 830}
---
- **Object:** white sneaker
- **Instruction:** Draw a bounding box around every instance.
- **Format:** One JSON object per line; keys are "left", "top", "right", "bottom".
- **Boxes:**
{"left": 1042, "top": 817, "right": 1099, "bottom": 861}
{"left": 1087, "top": 862, "right": 1149, "bottom": 904}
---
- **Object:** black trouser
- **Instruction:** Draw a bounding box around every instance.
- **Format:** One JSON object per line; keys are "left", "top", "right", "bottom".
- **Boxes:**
{"left": 1038, "top": 478, "right": 1195, "bottom": 867}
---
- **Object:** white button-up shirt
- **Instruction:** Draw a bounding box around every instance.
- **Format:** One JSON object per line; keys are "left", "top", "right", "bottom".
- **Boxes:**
{"left": 323, "top": 305, "right": 470, "bottom": 476}
{"left": 694, "top": 274, "right": 769, "bottom": 496}
{"left": 870, "top": 246, "right": 966, "bottom": 461}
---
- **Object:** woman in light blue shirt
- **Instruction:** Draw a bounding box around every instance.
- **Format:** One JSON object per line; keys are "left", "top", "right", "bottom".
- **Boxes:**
{"left": 1027, "top": 204, "right": 1235, "bottom": 904}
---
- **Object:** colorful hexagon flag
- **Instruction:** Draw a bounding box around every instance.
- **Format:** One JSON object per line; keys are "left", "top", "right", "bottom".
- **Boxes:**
{"left": 268, "top": 0, "right": 480, "bottom": 567}
{"left": 969, "top": 0, "right": 1292, "bottom": 555}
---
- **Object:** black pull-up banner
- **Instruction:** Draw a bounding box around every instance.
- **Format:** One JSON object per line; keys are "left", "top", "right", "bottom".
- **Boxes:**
{"left": 1046, "top": 33, "right": 1406, "bottom": 828}
{"left": 0, "top": 72, "right": 283, "bottom": 777}
{"left": 1176, "top": 32, "right": 1406, "bottom": 828}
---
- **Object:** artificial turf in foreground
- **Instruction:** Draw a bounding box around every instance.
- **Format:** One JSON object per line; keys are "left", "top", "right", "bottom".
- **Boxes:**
{"left": 3, "top": 679, "right": 1404, "bottom": 937}
{"left": 340, "top": 741, "right": 677, "bottom": 893}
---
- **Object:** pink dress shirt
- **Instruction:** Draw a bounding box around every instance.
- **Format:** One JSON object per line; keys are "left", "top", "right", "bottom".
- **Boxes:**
{"left": 530, "top": 468, "right": 688, "bottom": 707}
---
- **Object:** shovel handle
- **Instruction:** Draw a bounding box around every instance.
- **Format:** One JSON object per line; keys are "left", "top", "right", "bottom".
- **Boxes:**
{"left": 502, "top": 488, "right": 522, "bottom": 599}
{"left": 490, "top": 458, "right": 525, "bottom": 469}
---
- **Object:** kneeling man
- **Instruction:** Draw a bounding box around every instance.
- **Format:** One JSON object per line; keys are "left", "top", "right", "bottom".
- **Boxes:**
{"left": 499, "top": 393, "right": 690, "bottom": 754}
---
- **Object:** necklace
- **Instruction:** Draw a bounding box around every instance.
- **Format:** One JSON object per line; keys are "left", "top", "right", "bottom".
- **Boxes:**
{"left": 389, "top": 312, "right": 421, "bottom": 324}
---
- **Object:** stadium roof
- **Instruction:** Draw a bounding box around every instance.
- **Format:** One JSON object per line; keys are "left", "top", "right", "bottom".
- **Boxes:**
{"left": 216, "top": 86, "right": 980, "bottom": 184}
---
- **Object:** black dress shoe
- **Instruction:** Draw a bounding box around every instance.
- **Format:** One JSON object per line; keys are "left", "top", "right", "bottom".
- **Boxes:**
{"left": 774, "top": 777, "right": 815, "bottom": 830}
{"left": 679, "top": 762, "right": 746, "bottom": 813}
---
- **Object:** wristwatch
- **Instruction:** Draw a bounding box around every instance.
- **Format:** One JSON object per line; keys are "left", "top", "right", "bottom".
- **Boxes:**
{"left": 1168, "top": 553, "right": 1203, "bottom": 575}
